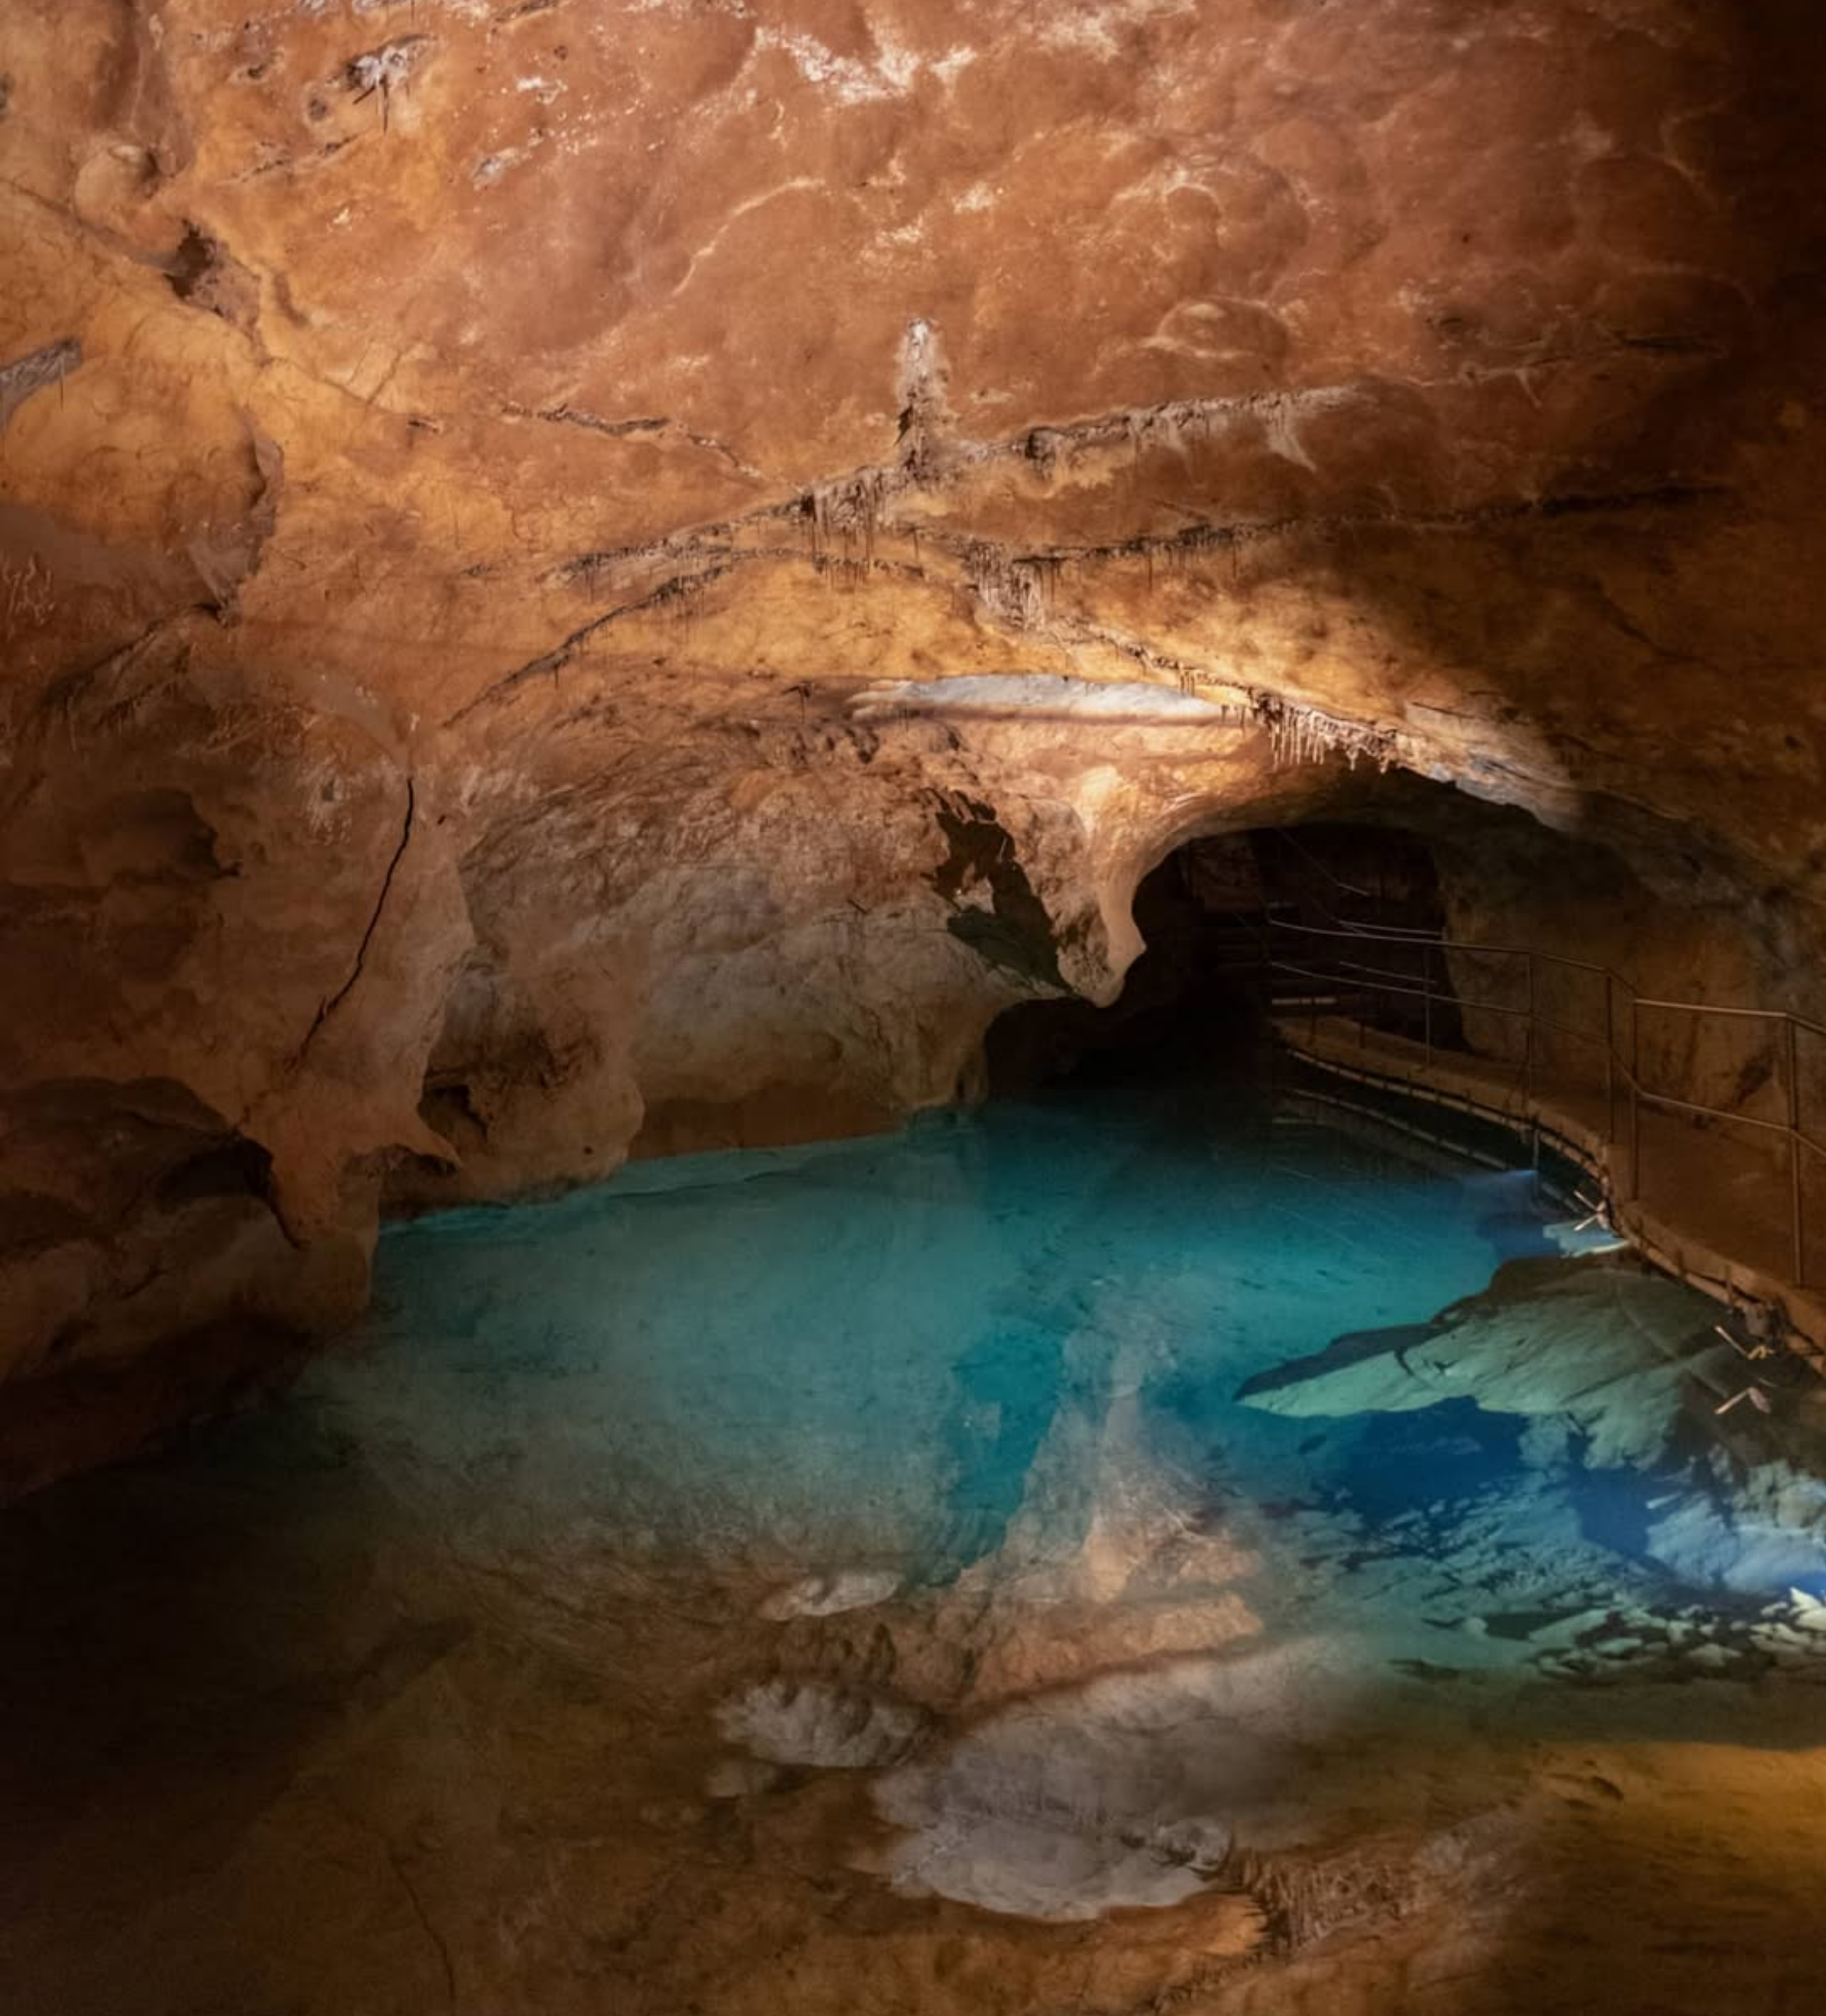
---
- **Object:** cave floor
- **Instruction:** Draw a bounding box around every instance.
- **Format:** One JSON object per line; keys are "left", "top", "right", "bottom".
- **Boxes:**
{"left": 3, "top": 1081, "right": 1826, "bottom": 2016}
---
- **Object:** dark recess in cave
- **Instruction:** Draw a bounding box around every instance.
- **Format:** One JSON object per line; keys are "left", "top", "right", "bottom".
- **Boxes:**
{"left": 986, "top": 824, "right": 1464, "bottom": 1095}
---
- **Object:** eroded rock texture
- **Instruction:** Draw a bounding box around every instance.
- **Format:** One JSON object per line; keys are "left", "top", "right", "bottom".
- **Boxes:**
{"left": 2, "top": 0, "right": 1824, "bottom": 1458}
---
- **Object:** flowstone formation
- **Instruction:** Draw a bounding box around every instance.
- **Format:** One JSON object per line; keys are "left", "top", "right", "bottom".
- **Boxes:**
{"left": 2, "top": 0, "right": 1825, "bottom": 1458}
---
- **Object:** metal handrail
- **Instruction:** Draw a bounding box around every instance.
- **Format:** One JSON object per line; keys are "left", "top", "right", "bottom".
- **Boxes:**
{"left": 1270, "top": 827, "right": 1379, "bottom": 902}
{"left": 1260, "top": 912, "right": 1826, "bottom": 1290}
{"left": 1269, "top": 955, "right": 1612, "bottom": 1058}
{"left": 1268, "top": 915, "right": 1826, "bottom": 1042}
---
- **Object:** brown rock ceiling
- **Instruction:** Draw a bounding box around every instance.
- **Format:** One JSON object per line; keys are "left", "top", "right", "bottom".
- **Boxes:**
{"left": 2, "top": 0, "right": 1824, "bottom": 1457}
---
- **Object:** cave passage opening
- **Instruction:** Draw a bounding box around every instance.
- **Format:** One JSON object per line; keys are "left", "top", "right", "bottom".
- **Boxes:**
{"left": 985, "top": 819, "right": 1465, "bottom": 1098}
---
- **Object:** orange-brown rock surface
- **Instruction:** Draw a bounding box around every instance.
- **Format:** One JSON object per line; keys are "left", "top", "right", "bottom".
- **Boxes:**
{"left": 2, "top": 1, "right": 1824, "bottom": 1442}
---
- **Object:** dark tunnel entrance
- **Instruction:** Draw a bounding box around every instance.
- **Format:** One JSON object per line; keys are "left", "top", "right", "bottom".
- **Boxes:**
{"left": 984, "top": 824, "right": 1464, "bottom": 1096}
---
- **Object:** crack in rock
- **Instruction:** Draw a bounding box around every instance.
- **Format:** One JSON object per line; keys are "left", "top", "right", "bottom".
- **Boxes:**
{"left": 444, "top": 565, "right": 735, "bottom": 726}
{"left": 449, "top": 336, "right": 1735, "bottom": 732}
{"left": 296, "top": 777, "right": 416, "bottom": 1062}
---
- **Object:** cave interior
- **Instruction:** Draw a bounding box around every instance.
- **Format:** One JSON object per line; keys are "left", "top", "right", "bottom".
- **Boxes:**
{"left": 5, "top": 0, "right": 1826, "bottom": 2010}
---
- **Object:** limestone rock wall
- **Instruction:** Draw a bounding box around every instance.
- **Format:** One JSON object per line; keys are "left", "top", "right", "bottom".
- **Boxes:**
{"left": 3, "top": 0, "right": 1826, "bottom": 1457}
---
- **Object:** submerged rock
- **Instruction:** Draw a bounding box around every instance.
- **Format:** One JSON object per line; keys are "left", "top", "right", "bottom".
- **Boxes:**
{"left": 1240, "top": 1256, "right": 1826, "bottom": 1595}
{"left": 759, "top": 1568, "right": 902, "bottom": 1619}
{"left": 871, "top": 1643, "right": 1346, "bottom": 1922}
{"left": 1240, "top": 1257, "right": 1726, "bottom": 1471}
{"left": 716, "top": 1679, "right": 929, "bottom": 1768}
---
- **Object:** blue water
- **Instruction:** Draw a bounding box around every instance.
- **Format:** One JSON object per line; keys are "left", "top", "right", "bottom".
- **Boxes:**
{"left": 12, "top": 1082, "right": 1826, "bottom": 2016}
{"left": 346, "top": 1080, "right": 1568, "bottom": 1584}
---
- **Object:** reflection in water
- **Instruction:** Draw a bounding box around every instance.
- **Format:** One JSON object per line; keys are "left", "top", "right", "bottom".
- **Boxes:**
{"left": 347, "top": 1086, "right": 1560, "bottom": 1582}
{"left": 3, "top": 1079, "right": 1826, "bottom": 2014}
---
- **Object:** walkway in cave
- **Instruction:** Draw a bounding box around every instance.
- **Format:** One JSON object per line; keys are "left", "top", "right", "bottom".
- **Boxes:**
{"left": 985, "top": 824, "right": 1454, "bottom": 1097}
{"left": 991, "top": 817, "right": 1826, "bottom": 1370}
{"left": 1284, "top": 1011, "right": 1826, "bottom": 1375}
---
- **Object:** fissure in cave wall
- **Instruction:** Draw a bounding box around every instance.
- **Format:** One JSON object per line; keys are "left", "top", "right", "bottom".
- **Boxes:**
{"left": 2, "top": 0, "right": 1826, "bottom": 1481}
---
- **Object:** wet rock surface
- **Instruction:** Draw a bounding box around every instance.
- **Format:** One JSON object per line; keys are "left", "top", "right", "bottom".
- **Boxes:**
{"left": 3, "top": 1094, "right": 1825, "bottom": 2012}
{"left": 3, "top": 2, "right": 1826, "bottom": 1429}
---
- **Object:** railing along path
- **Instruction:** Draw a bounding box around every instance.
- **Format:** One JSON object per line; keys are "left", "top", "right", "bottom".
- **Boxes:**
{"left": 1261, "top": 912, "right": 1826, "bottom": 1292}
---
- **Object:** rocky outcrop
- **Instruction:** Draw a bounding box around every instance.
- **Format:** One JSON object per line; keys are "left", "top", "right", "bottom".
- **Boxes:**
{"left": 2, "top": 1, "right": 1825, "bottom": 1451}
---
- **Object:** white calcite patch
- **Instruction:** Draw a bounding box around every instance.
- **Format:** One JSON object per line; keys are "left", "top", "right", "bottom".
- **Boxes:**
{"left": 760, "top": 1569, "right": 902, "bottom": 1619}
{"left": 872, "top": 1647, "right": 1339, "bottom": 1921}
{"left": 717, "top": 1680, "right": 927, "bottom": 1768}
{"left": 852, "top": 675, "right": 1237, "bottom": 722}
{"left": 1544, "top": 1215, "right": 1628, "bottom": 1256}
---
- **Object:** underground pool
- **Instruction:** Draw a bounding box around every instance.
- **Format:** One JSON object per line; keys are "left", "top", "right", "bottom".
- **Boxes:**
{"left": 5, "top": 1074, "right": 1826, "bottom": 2014}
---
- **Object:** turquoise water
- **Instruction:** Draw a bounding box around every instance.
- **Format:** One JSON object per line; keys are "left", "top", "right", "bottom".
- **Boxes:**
{"left": 11, "top": 1079, "right": 1826, "bottom": 2016}
{"left": 12, "top": 1074, "right": 1826, "bottom": 2016}
{"left": 346, "top": 1079, "right": 1578, "bottom": 1586}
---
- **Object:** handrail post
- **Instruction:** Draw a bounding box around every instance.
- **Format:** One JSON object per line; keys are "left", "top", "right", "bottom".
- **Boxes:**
{"left": 1423, "top": 944, "right": 1434, "bottom": 1068}
{"left": 1789, "top": 1015, "right": 1804, "bottom": 1287}
{"left": 1629, "top": 994, "right": 1642, "bottom": 1203}
{"left": 1603, "top": 972, "right": 1615, "bottom": 1146}
{"left": 1523, "top": 951, "right": 1536, "bottom": 1097}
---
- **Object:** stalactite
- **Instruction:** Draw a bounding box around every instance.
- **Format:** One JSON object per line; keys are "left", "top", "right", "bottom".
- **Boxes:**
{"left": 803, "top": 466, "right": 895, "bottom": 572}
{"left": 1255, "top": 694, "right": 1399, "bottom": 771}
{"left": 963, "top": 544, "right": 1060, "bottom": 629}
